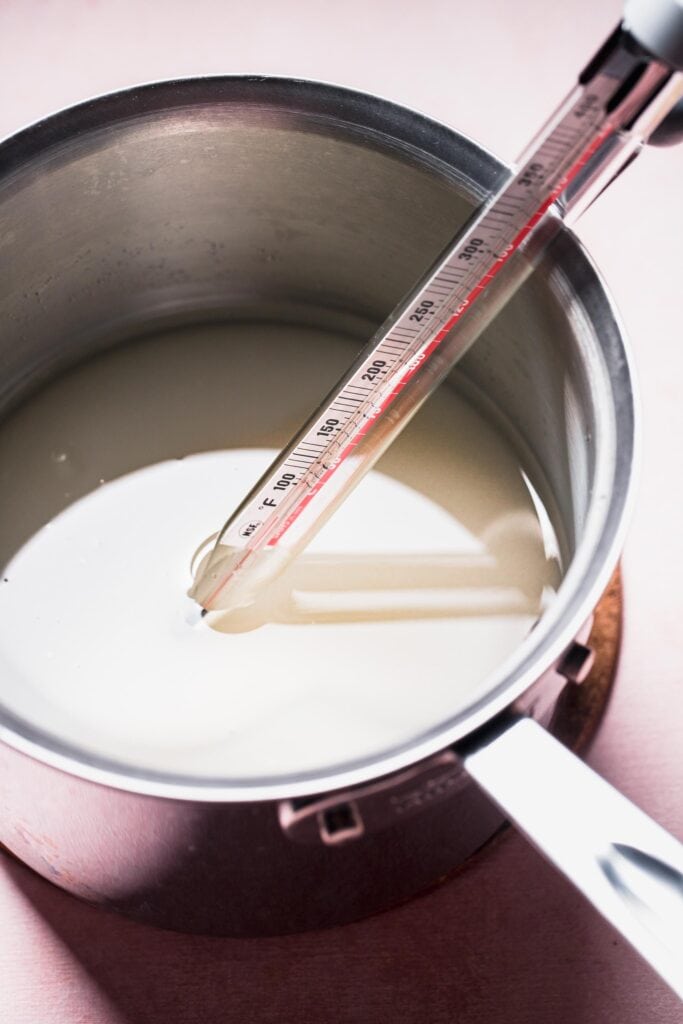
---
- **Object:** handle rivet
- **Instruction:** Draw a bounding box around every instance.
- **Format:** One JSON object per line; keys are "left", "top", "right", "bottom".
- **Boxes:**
{"left": 558, "top": 642, "right": 595, "bottom": 684}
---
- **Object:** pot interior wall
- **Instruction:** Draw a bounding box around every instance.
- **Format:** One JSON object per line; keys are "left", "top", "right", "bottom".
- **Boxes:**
{"left": 0, "top": 82, "right": 611, "bottom": 567}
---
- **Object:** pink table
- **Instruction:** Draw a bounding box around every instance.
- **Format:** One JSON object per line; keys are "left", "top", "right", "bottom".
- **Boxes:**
{"left": 0, "top": 0, "right": 681, "bottom": 1019}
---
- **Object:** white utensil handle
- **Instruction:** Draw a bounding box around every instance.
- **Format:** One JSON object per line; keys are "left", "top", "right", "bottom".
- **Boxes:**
{"left": 463, "top": 716, "right": 683, "bottom": 1000}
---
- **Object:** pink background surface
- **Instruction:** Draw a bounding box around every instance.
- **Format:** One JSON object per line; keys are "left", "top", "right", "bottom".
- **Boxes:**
{"left": 0, "top": 0, "right": 681, "bottom": 1020}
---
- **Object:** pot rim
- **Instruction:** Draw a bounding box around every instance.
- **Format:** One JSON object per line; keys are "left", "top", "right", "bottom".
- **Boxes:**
{"left": 0, "top": 75, "right": 639, "bottom": 802}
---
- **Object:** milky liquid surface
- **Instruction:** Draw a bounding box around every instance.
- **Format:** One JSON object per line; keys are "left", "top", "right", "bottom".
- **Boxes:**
{"left": 0, "top": 323, "right": 561, "bottom": 779}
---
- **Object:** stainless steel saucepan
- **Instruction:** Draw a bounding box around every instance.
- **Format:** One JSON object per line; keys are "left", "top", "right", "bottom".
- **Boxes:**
{"left": 0, "top": 76, "right": 681, "bottom": 996}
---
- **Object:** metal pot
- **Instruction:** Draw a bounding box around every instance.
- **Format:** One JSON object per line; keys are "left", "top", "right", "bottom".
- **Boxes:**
{"left": 0, "top": 78, "right": 680, "bottom": 992}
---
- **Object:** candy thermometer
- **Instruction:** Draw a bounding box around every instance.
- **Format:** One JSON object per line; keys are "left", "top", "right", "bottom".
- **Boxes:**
{"left": 191, "top": 0, "right": 683, "bottom": 612}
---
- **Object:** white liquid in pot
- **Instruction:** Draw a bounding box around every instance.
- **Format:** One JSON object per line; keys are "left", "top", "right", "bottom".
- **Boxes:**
{"left": 0, "top": 323, "right": 561, "bottom": 779}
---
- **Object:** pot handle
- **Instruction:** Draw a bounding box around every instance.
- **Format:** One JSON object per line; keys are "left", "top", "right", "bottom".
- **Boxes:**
{"left": 461, "top": 716, "right": 683, "bottom": 999}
